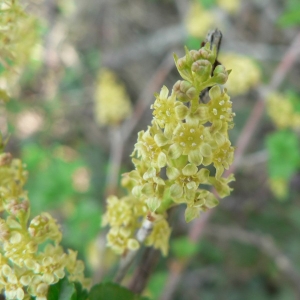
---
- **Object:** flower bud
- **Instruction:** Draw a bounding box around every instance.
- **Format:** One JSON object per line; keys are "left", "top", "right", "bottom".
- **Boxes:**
{"left": 176, "top": 56, "right": 188, "bottom": 71}
{"left": 213, "top": 65, "right": 228, "bottom": 84}
{"left": 173, "top": 80, "right": 197, "bottom": 102}
{"left": 192, "top": 59, "right": 212, "bottom": 81}
{"left": 189, "top": 50, "right": 201, "bottom": 61}
{"left": 198, "top": 47, "right": 215, "bottom": 63}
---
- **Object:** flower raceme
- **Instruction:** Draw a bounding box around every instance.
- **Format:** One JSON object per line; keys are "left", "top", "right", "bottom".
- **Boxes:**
{"left": 103, "top": 42, "right": 236, "bottom": 256}
{"left": 0, "top": 148, "right": 90, "bottom": 300}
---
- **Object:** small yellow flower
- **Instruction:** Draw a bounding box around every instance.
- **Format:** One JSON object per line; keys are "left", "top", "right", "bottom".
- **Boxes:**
{"left": 169, "top": 122, "right": 212, "bottom": 166}
{"left": 102, "top": 195, "right": 134, "bottom": 228}
{"left": 152, "top": 86, "right": 187, "bottom": 139}
{"left": 145, "top": 219, "right": 171, "bottom": 256}
{"left": 212, "top": 140, "right": 234, "bottom": 178}
{"left": 106, "top": 227, "right": 137, "bottom": 255}
{"left": 168, "top": 164, "right": 209, "bottom": 202}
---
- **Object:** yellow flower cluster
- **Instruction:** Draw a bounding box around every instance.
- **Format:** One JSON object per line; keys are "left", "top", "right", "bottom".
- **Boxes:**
{"left": 0, "top": 0, "right": 39, "bottom": 96}
{"left": 103, "top": 43, "right": 235, "bottom": 256}
{"left": 0, "top": 148, "right": 89, "bottom": 300}
{"left": 94, "top": 69, "right": 132, "bottom": 126}
{"left": 219, "top": 53, "right": 261, "bottom": 96}
{"left": 267, "top": 92, "right": 300, "bottom": 130}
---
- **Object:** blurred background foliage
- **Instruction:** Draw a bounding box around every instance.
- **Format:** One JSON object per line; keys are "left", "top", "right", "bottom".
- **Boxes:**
{"left": 1, "top": 0, "right": 300, "bottom": 299}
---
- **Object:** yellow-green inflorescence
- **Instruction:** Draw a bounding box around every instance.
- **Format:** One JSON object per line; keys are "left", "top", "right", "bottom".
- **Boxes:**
{"left": 103, "top": 43, "right": 235, "bottom": 257}
{"left": 0, "top": 145, "right": 90, "bottom": 300}
{"left": 0, "top": 0, "right": 39, "bottom": 98}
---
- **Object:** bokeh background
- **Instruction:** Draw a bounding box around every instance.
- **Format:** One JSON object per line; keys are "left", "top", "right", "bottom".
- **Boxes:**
{"left": 2, "top": 0, "right": 300, "bottom": 299}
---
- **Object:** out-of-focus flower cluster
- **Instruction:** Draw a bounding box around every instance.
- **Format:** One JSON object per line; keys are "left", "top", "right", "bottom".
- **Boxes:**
{"left": 219, "top": 53, "right": 261, "bottom": 96}
{"left": 0, "top": 145, "right": 90, "bottom": 300}
{"left": 185, "top": 0, "right": 241, "bottom": 39}
{"left": 266, "top": 92, "right": 300, "bottom": 200}
{"left": 185, "top": 2, "right": 214, "bottom": 38}
{"left": 267, "top": 92, "right": 300, "bottom": 130}
{"left": 103, "top": 42, "right": 235, "bottom": 257}
{"left": 94, "top": 69, "right": 132, "bottom": 126}
{"left": 0, "top": 0, "right": 39, "bottom": 97}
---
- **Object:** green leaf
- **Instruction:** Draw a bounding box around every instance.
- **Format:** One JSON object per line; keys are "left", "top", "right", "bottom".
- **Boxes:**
{"left": 278, "top": 3, "right": 300, "bottom": 27}
{"left": 286, "top": 90, "right": 300, "bottom": 113}
{"left": 197, "top": 0, "right": 216, "bottom": 9}
{"left": 48, "top": 278, "right": 77, "bottom": 300}
{"left": 74, "top": 282, "right": 89, "bottom": 300}
{"left": 147, "top": 271, "right": 168, "bottom": 299}
{"left": 171, "top": 236, "right": 199, "bottom": 259}
{"left": 64, "top": 199, "right": 101, "bottom": 253}
{"left": 88, "top": 282, "right": 149, "bottom": 300}
{"left": 266, "top": 130, "right": 300, "bottom": 180}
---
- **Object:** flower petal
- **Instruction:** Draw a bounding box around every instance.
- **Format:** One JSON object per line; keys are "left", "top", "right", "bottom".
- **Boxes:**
{"left": 154, "top": 133, "right": 169, "bottom": 147}
{"left": 182, "top": 163, "right": 198, "bottom": 176}
{"left": 168, "top": 143, "right": 183, "bottom": 159}
{"left": 160, "top": 85, "right": 169, "bottom": 99}
{"left": 184, "top": 206, "right": 199, "bottom": 223}
{"left": 170, "top": 183, "right": 183, "bottom": 199}
{"left": 188, "top": 149, "right": 203, "bottom": 165}
{"left": 166, "top": 167, "right": 180, "bottom": 180}
{"left": 157, "top": 152, "right": 167, "bottom": 168}
{"left": 209, "top": 85, "right": 221, "bottom": 99}
{"left": 175, "top": 104, "right": 189, "bottom": 119}
{"left": 200, "top": 143, "right": 212, "bottom": 157}
{"left": 147, "top": 197, "right": 161, "bottom": 212}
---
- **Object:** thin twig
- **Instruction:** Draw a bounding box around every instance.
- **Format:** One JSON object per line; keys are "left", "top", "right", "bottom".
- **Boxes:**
{"left": 128, "top": 247, "right": 161, "bottom": 293}
{"left": 105, "top": 127, "right": 123, "bottom": 197}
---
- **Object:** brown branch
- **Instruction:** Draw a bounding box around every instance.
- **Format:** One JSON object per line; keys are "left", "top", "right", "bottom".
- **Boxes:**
{"left": 128, "top": 247, "right": 161, "bottom": 294}
{"left": 104, "top": 127, "right": 124, "bottom": 197}
{"left": 114, "top": 219, "right": 154, "bottom": 284}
